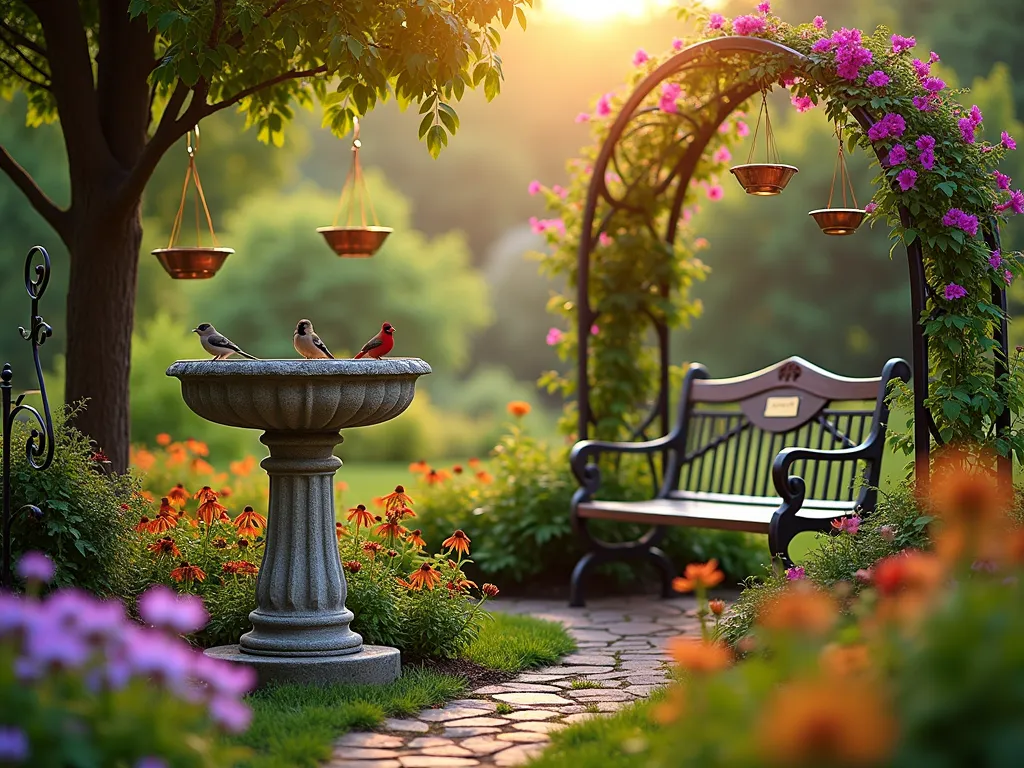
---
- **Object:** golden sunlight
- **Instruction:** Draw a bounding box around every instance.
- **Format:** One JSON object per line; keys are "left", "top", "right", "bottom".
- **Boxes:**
{"left": 537, "top": 0, "right": 677, "bottom": 25}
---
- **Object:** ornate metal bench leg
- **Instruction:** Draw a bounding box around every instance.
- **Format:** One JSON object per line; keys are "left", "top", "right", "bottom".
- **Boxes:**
{"left": 768, "top": 509, "right": 798, "bottom": 570}
{"left": 646, "top": 546, "right": 676, "bottom": 598}
{"left": 569, "top": 551, "right": 599, "bottom": 607}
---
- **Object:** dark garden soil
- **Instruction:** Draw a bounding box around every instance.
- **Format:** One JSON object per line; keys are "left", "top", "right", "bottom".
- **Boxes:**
{"left": 410, "top": 657, "right": 517, "bottom": 689}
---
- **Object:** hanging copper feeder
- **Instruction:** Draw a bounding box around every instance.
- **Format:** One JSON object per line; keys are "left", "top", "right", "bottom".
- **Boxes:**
{"left": 152, "top": 125, "right": 234, "bottom": 279}
{"left": 808, "top": 125, "right": 865, "bottom": 236}
{"left": 317, "top": 117, "right": 393, "bottom": 258}
{"left": 730, "top": 90, "right": 798, "bottom": 196}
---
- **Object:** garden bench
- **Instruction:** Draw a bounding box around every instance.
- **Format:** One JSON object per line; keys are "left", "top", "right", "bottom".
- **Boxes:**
{"left": 567, "top": 356, "right": 910, "bottom": 606}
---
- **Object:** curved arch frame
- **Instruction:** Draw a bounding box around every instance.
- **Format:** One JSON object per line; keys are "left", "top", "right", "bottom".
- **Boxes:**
{"left": 574, "top": 37, "right": 1012, "bottom": 490}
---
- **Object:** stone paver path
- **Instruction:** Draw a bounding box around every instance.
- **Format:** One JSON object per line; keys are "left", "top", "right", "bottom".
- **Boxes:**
{"left": 325, "top": 595, "right": 700, "bottom": 768}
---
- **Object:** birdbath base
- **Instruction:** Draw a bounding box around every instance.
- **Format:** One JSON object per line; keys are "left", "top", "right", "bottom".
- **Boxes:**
{"left": 205, "top": 643, "right": 400, "bottom": 688}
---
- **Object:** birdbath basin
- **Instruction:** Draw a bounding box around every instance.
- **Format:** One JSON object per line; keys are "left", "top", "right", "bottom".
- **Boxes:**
{"left": 166, "top": 357, "right": 431, "bottom": 687}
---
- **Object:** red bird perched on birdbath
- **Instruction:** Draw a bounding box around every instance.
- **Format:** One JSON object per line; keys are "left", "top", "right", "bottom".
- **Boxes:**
{"left": 354, "top": 322, "right": 395, "bottom": 359}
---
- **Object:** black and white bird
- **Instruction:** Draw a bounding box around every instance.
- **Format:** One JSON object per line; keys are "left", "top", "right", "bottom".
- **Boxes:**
{"left": 293, "top": 319, "right": 334, "bottom": 359}
{"left": 192, "top": 323, "right": 258, "bottom": 360}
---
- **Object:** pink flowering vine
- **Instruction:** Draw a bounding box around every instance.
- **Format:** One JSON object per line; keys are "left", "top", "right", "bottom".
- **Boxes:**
{"left": 942, "top": 208, "right": 979, "bottom": 236}
{"left": 995, "top": 171, "right": 1011, "bottom": 190}
{"left": 632, "top": 49, "right": 649, "bottom": 67}
{"left": 574, "top": 113, "right": 590, "bottom": 124}
{"left": 897, "top": 168, "right": 918, "bottom": 191}
{"left": 732, "top": 14, "right": 766, "bottom": 36}
{"left": 813, "top": 15, "right": 825, "bottom": 29}
{"left": 866, "top": 70, "right": 890, "bottom": 88}
{"left": 595, "top": 93, "right": 613, "bottom": 118}
{"left": 546, "top": 328, "right": 563, "bottom": 346}
{"left": 1003, "top": 132, "right": 1017, "bottom": 150}
{"left": 886, "top": 145, "right": 908, "bottom": 166}
{"left": 891, "top": 34, "right": 916, "bottom": 54}
{"left": 790, "top": 94, "right": 813, "bottom": 113}
{"left": 867, "top": 113, "right": 906, "bottom": 141}
{"left": 528, "top": 180, "right": 541, "bottom": 195}
{"left": 990, "top": 251, "right": 1002, "bottom": 269}
{"left": 707, "top": 184, "right": 724, "bottom": 201}
{"left": 707, "top": 13, "right": 724, "bottom": 31}
{"left": 659, "top": 82, "right": 681, "bottom": 114}
{"left": 944, "top": 283, "right": 967, "bottom": 301}
{"left": 672, "top": 37, "right": 683, "bottom": 51}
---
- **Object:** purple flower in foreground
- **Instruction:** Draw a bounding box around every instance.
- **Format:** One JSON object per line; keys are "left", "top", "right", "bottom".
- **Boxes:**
{"left": 866, "top": 70, "right": 890, "bottom": 88}
{"left": 942, "top": 208, "right": 979, "bottom": 236}
{"left": 996, "top": 190, "right": 1024, "bottom": 215}
{"left": 959, "top": 117, "right": 976, "bottom": 144}
{"left": 916, "top": 135, "right": 936, "bottom": 151}
{"left": 897, "top": 168, "right": 918, "bottom": 191}
{"left": 790, "top": 95, "right": 813, "bottom": 113}
{"left": 913, "top": 95, "right": 936, "bottom": 112}
{"left": 867, "top": 112, "right": 906, "bottom": 142}
{"left": 990, "top": 250, "right": 1003, "bottom": 269}
{"left": 785, "top": 566, "right": 806, "bottom": 581}
{"left": 1006, "top": 270, "right": 1014, "bottom": 285}
{"left": 912, "top": 58, "right": 931, "bottom": 79}
{"left": 864, "top": 202, "right": 878, "bottom": 214}
{"left": 1003, "top": 131, "right": 1017, "bottom": 150}
{"left": 944, "top": 283, "right": 968, "bottom": 301}
{"left": 209, "top": 696, "right": 253, "bottom": 734}
{"left": 546, "top": 328, "right": 563, "bottom": 346}
{"left": 135, "top": 759, "right": 169, "bottom": 768}
{"left": 757, "top": 1, "right": 771, "bottom": 13}
{"left": 832, "top": 516, "right": 861, "bottom": 535}
{"left": 921, "top": 76, "right": 945, "bottom": 93}
{"left": 138, "top": 585, "right": 209, "bottom": 635}
{"left": 995, "top": 171, "right": 1012, "bottom": 190}
{"left": 813, "top": 15, "right": 826, "bottom": 29}
{"left": 891, "top": 34, "right": 916, "bottom": 54}
{"left": 707, "top": 13, "right": 725, "bottom": 30}
{"left": 0, "top": 727, "right": 28, "bottom": 763}
{"left": 886, "top": 144, "right": 908, "bottom": 166}
{"left": 16, "top": 551, "right": 54, "bottom": 583}
{"left": 732, "top": 14, "right": 766, "bottom": 36}
{"left": 919, "top": 149, "right": 935, "bottom": 171}
{"left": 969, "top": 105, "right": 984, "bottom": 126}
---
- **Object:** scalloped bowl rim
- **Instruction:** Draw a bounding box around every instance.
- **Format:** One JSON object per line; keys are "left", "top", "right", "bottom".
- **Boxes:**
{"left": 166, "top": 357, "right": 431, "bottom": 378}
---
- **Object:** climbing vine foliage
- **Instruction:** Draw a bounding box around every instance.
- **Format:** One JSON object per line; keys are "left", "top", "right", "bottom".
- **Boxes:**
{"left": 534, "top": 2, "right": 1024, "bottom": 463}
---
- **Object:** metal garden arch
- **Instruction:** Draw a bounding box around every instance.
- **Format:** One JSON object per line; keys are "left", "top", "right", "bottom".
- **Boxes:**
{"left": 574, "top": 36, "right": 1012, "bottom": 490}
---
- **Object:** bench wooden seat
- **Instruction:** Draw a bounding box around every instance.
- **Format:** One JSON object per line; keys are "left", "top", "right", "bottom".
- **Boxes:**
{"left": 568, "top": 356, "right": 911, "bottom": 606}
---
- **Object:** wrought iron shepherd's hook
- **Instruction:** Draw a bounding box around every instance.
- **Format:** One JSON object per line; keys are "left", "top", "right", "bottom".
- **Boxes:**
{"left": 2, "top": 245, "right": 56, "bottom": 589}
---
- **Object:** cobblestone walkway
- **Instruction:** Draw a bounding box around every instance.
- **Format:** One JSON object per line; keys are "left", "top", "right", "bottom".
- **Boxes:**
{"left": 325, "top": 595, "right": 700, "bottom": 768}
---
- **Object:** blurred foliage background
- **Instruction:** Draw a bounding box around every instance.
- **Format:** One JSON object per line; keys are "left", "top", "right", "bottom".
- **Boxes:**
{"left": 1, "top": 0, "right": 1022, "bottom": 463}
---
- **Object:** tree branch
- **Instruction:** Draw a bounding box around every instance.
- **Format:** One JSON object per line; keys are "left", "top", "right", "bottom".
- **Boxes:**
{"left": 264, "top": 0, "right": 290, "bottom": 17}
{"left": 0, "top": 55, "right": 50, "bottom": 90}
{"left": 0, "top": 143, "right": 67, "bottom": 237}
{"left": 0, "top": 32, "right": 51, "bottom": 82}
{"left": 196, "top": 64, "right": 327, "bottom": 119}
{"left": 0, "top": 17, "right": 46, "bottom": 56}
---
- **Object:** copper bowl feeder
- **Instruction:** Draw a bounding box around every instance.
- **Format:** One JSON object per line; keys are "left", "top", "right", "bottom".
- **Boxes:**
{"left": 729, "top": 90, "right": 799, "bottom": 197}
{"left": 730, "top": 164, "right": 799, "bottom": 196}
{"left": 152, "top": 247, "right": 235, "bottom": 279}
{"left": 809, "top": 125, "right": 866, "bottom": 236}
{"left": 319, "top": 117, "right": 392, "bottom": 258}
{"left": 152, "top": 125, "right": 234, "bottom": 279}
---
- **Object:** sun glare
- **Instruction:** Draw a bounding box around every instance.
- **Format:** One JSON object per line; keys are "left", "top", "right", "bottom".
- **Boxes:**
{"left": 537, "top": 0, "right": 676, "bottom": 25}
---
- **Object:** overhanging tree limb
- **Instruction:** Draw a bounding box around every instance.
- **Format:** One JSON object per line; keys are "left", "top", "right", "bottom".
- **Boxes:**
{"left": 0, "top": 143, "right": 67, "bottom": 237}
{"left": 0, "top": 32, "right": 50, "bottom": 82}
{"left": 0, "top": 17, "right": 46, "bottom": 56}
{"left": 0, "top": 55, "right": 50, "bottom": 90}
{"left": 197, "top": 64, "right": 328, "bottom": 118}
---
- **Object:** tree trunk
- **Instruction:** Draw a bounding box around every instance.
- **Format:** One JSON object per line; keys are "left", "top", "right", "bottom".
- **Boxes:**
{"left": 64, "top": 204, "right": 142, "bottom": 472}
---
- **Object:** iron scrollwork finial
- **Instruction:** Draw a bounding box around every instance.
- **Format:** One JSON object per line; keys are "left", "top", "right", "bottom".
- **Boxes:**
{"left": 2, "top": 245, "right": 57, "bottom": 588}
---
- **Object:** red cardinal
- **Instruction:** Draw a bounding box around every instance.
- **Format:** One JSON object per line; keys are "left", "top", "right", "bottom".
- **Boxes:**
{"left": 353, "top": 322, "right": 395, "bottom": 359}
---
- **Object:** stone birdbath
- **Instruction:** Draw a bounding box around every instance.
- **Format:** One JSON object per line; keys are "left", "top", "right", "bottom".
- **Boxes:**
{"left": 166, "top": 357, "right": 431, "bottom": 687}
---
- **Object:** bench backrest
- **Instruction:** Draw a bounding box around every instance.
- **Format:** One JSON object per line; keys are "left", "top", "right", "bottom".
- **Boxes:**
{"left": 662, "top": 357, "right": 902, "bottom": 506}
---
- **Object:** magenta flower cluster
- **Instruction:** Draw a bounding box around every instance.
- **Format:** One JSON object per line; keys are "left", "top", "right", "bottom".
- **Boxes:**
{"left": 660, "top": 82, "right": 681, "bottom": 114}
{"left": 958, "top": 104, "right": 984, "bottom": 144}
{"left": 811, "top": 27, "right": 873, "bottom": 80}
{"left": 866, "top": 70, "right": 890, "bottom": 88}
{"left": 867, "top": 112, "right": 906, "bottom": 142}
{"left": 0, "top": 555, "right": 256, "bottom": 762}
{"left": 942, "top": 208, "right": 979, "bottom": 237}
{"left": 529, "top": 216, "right": 566, "bottom": 236}
{"left": 944, "top": 283, "right": 968, "bottom": 301}
{"left": 916, "top": 135, "right": 936, "bottom": 171}
{"left": 891, "top": 34, "right": 916, "bottom": 54}
{"left": 732, "top": 14, "right": 766, "bottom": 36}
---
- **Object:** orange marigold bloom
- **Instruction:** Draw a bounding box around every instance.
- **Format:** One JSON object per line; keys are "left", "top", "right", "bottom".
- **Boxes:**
{"left": 343, "top": 560, "right": 362, "bottom": 573}
{"left": 758, "top": 583, "right": 838, "bottom": 636}
{"left": 756, "top": 677, "right": 896, "bottom": 766}
{"left": 425, "top": 469, "right": 443, "bottom": 485}
{"left": 408, "top": 460, "right": 430, "bottom": 474}
{"left": 222, "top": 560, "right": 259, "bottom": 576}
{"left": 135, "top": 516, "right": 154, "bottom": 534}
{"left": 475, "top": 470, "right": 494, "bottom": 485}
{"left": 194, "top": 486, "right": 218, "bottom": 504}
{"left": 197, "top": 498, "right": 228, "bottom": 526}
{"left": 442, "top": 530, "right": 471, "bottom": 556}
{"left": 170, "top": 563, "right": 206, "bottom": 584}
{"left": 191, "top": 458, "right": 214, "bottom": 475}
{"left": 481, "top": 583, "right": 500, "bottom": 598}
{"left": 133, "top": 448, "right": 156, "bottom": 472}
{"left": 408, "top": 563, "right": 443, "bottom": 590}
{"left": 667, "top": 637, "right": 732, "bottom": 674}
{"left": 382, "top": 485, "right": 414, "bottom": 511}
{"left": 147, "top": 537, "right": 181, "bottom": 557}
{"left": 167, "top": 484, "right": 190, "bottom": 507}
{"left": 468, "top": 458, "right": 481, "bottom": 469}
{"left": 347, "top": 504, "right": 375, "bottom": 528}
{"left": 672, "top": 559, "right": 725, "bottom": 592}
{"left": 407, "top": 529, "right": 427, "bottom": 548}
{"left": 507, "top": 401, "right": 531, "bottom": 418}
{"left": 185, "top": 438, "right": 209, "bottom": 456}
{"left": 235, "top": 506, "right": 268, "bottom": 538}
{"left": 155, "top": 433, "right": 172, "bottom": 446}
{"left": 708, "top": 599, "right": 726, "bottom": 616}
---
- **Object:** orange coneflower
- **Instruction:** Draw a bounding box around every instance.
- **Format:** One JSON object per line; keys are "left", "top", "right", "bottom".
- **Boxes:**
{"left": 362, "top": 541, "right": 384, "bottom": 557}
{"left": 819, "top": 643, "right": 872, "bottom": 679}
{"left": 132, "top": 449, "right": 156, "bottom": 472}
{"left": 170, "top": 563, "right": 206, "bottom": 584}
{"left": 425, "top": 469, "right": 442, "bottom": 485}
{"left": 335, "top": 522, "right": 346, "bottom": 540}
{"left": 222, "top": 560, "right": 259, "bottom": 576}
{"left": 708, "top": 599, "right": 726, "bottom": 616}
{"left": 396, "top": 505, "right": 416, "bottom": 520}
{"left": 475, "top": 470, "right": 494, "bottom": 485}
{"left": 151, "top": 505, "right": 178, "bottom": 533}
{"left": 147, "top": 537, "right": 181, "bottom": 558}
{"left": 237, "top": 538, "right": 250, "bottom": 550}
{"left": 167, "top": 484, "right": 190, "bottom": 507}
{"left": 408, "top": 460, "right": 430, "bottom": 474}
{"left": 507, "top": 401, "right": 531, "bottom": 418}
{"left": 467, "top": 458, "right": 481, "bottom": 469}
{"left": 229, "top": 456, "right": 257, "bottom": 477}
{"left": 667, "top": 637, "right": 732, "bottom": 674}
{"left": 408, "top": 563, "right": 442, "bottom": 590}
{"left": 375, "top": 520, "right": 406, "bottom": 540}
{"left": 194, "top": 486, "right": 218, "bottom": 504}
{"left": 758, "top": 583, "right": 838, "bottom": 636}
{"left": 197, "top": 498, "right": 228, "bottom": 526}
{"left": 191, "top": 458, "right": 214, "bottom": 475}
{"left": 450, "top": 576, "right": 478, "bottom": 592}
{"left": 137, "top": 490, "right": 155, "bottom": 503}
{"left": 452, "top": 465, "right": 464, "bottom": 475}
{"left": 396, "top": 577, "right": 414, "bottom": 589}
{"left": 382, "top": 485, "right": 414, "bottom": 512}
{"left": 442, "top": 530, "right": 471, "bottom": 557}
{"left": 155, "top": 433, "right": 172, "bottom": 446}
{"left": 347, "top": 504, "right": 375, "bottom": 528}
{"left": 212, "top": 537, "right": 228, "bottom": 549}
{"left": 672, "top": 559, "right": 725, "bottom": 592}
{"left": 343, "top": 560, "right": 362, "bottom": 573}
{"left": 134, "top": 516, "right": 155, "bottom": 534}
{"left": 157, "top": 497, "right": 178, "bottom": 518}
{"left": 335, "top": 480, "right": 349, "bottom": 493}
{"left": 218, "top": 487, "right": 233, "bottom": 498}
{"left": 165, "top": 443, "right": 188, "bottom": 466}
{"left": 185, "top": 438, "right": 209, "bottom": 457}
{"left": 406, "top": 529, "right": 427, "bottom": 548}
{"left": 235, "top": 506, "right": 268, "bottom": 538}
{"left": 481, "top": 583, "right": 499, "bottom": 598}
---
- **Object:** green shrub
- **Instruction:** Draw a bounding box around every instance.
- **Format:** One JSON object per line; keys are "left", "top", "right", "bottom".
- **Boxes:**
{"left": 413, "top": 415, "right": 766, "bottom": 590}
{"left": 7, "top": 405, "right": 144, "bottom": 596}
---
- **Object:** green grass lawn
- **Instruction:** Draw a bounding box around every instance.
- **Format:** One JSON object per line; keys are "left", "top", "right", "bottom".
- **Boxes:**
{"left": 334, "top": 460, "right": 414, "bottom": 509}
{"left": 527, "top": 696, "right": 661, "bottom": 768}
{"left": 229, "top": 611, "right": 574, "bottom": 768}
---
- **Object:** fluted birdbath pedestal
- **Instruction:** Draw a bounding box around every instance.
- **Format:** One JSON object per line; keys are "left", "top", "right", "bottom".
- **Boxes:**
{"left": 166, "top": 357, "right": 431, "bottom": 687}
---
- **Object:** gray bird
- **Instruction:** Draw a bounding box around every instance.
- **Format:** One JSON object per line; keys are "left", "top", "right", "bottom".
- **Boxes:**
{"left": 293, "top": 319, "right": 334, "bottom": 359}
{"left": 192, "top": 323, "right": 258, "bottom": 360}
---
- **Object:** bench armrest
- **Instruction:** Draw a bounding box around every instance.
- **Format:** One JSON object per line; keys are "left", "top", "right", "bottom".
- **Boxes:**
{"left": 570, "top": 434, "right": 676, "bottom": 483}
{"left": 771, "top": 443, "right": 878, "bottom": 502}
